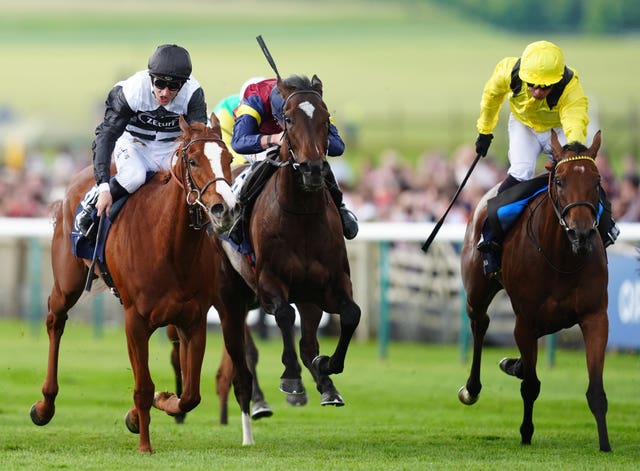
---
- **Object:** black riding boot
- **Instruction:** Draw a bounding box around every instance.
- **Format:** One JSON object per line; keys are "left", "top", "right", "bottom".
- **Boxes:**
{"left": 325, "top": 168, "right": 358, "bottom": 240}
{"left": 75, "top": 185, "right": 100, "bottom": 238}
{"left": 75, "top": 178, "right": 128, "bottom": 239}
{"left": 598, "top": 189, "right": 620, "bottom": 248}
{"left": 477, "top": 174, "right": 520, "bottom": 276}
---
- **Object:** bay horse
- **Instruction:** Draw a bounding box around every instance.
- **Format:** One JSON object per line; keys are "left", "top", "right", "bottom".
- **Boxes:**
{"left": 221, "top": 75, "right": 361, "bottom": 406}
{"left": 30, "top": 114, "right": 255, "bottom": 453}
{"left": 458, "top": 130, "right": 611, "bottom": 451}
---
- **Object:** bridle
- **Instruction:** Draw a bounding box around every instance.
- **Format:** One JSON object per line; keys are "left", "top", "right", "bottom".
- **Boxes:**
{"left": 170, "top": 135, "right": 231, "bottom": 230}
{"left": 527, "top": 154, "right": 600, "bottom": 274}
{"left": 547, "top": 155, "right": 599, "bottom": 232}
{"left": 278, "top": 89, "right": 330, "bottom": 171}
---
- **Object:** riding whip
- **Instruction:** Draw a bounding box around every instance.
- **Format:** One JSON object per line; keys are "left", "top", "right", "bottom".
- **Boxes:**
{"left": 84, "top": 212, "right": 105, "bottom": 292}
{"left": 256, "top": 35, "right": 282, "bottom": 81}
{"left": 421, "top": 153, "right": 482, "bottom": 253}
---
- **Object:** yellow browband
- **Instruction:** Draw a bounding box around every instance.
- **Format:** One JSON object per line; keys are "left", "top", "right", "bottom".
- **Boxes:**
{"left": 555, "top": 155, "right": 596, "bottom": 168}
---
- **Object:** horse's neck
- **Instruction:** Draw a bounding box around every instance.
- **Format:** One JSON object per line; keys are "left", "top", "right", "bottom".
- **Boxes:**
{"left": 159, "top": 180, "right": 205, "bottom": 255}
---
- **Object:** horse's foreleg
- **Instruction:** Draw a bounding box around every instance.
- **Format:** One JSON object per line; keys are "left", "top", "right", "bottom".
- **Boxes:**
{"left": 581, "top": 313, "right": 611, "bottom": 452}
{"left": 271, "top": 301, "right": 306, "bottom": 401}
{"left": 158, "top": 321, "right": 206, "bottom": 416}
{"left": 513, "top": 323, "right": 540, "bottom": 446}
{"left": 216, "top": 346, "right": 233, "bottom": 425}
{"left": 298, "top": 303, "right": 344, "bottom": 406}
{"left": 313, "top": 298, "right": 361, "bottom": 377}
{"left": 458, "top": 302, "right": 490, "bottom": 405}
{"left": 124, "top": 314, "right": 155, "bottom": 453}
{"left": 166, "top": 325, "right": 186, "bottom": 424}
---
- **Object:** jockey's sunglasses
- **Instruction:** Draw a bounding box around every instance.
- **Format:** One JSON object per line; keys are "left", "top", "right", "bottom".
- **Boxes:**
{"left": 152, "top": 77, "right": 183, "bottom": 92}
{"left": 527, "top": 82, "right": 553, "bottom": 91}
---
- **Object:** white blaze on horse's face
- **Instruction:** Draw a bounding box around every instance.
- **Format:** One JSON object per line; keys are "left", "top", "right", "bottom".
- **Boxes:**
{"left": 204, "top": 142, "right": 236, "bottom": 208}
{"left": 574, "top": 165, "right": 586, "bottom": 174}
{"left": 298, "top": 101, "right": 315, "bottom": 119}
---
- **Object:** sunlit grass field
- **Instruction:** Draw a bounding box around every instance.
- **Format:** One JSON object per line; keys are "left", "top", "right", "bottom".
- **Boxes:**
{"left": 1, "top": 318, "right": 639, "bottom": 470}
{"left": 2, "top": 0, "right": 640, "bottom": 170}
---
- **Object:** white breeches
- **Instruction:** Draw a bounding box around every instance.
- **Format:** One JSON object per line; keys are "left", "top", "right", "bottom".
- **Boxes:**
{"left": 113, "top": 134, "right": 176, "bottom": 193}
{"left": 507, "top": 113, "right": 567, "bottom": 182}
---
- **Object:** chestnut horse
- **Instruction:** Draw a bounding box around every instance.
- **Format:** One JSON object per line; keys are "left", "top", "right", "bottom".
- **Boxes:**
{"left": 30, "top": 114, "right": 255, "bottom": 452}
{"left": 220, "top": 75, "right": 361, "bottom": 406}
{"left": 458, "top": 131, "right": 610, "bottom": 451}
{"left": 167, "top": 320, "right": 272, "bottom": 424}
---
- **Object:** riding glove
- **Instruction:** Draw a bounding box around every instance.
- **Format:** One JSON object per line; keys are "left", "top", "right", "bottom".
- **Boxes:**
{"left": 475, "top": 133, "right": 493, "bottom": 157}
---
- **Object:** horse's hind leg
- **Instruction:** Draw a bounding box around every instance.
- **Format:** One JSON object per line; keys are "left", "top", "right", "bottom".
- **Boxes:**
{"left": 216, "top": 324, "right": 272, "bottom": 424}
{"left": 580, "top": 313, "right": 611, "bottom": 451}
{"left": 458, "top": 288, "right": 497, "bottom": 405}
{"left": 31, "top": 232, "right": 87, "bottom": 427}
{"left": 297, "top": 303, "right": 344, "bottom": 406}
{"left": 243, "top": 325, "right": 273, "bottom": 418}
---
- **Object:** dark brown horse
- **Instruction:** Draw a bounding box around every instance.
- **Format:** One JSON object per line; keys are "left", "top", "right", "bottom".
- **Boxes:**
{"left": 220, "top": 75, "right": 361, "bottom": 407}
{"left": 458, "top": 130, "right": 610, "bottom": 451}
{"left": 30, "top": 114, "right": 255, "bottom": 452}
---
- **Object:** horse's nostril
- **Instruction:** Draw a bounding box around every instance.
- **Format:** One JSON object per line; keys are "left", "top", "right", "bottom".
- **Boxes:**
{"left": 211, "top": 203, "right": 224, "bottom": 216}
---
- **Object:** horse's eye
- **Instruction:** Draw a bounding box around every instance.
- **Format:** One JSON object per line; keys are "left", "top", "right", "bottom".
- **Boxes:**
{"left": 554, "top": 177, "right": 563, "bottom": 187}
{"left": 285, "top": 116, "right": 293, "bottom": 125}
{"left": 189, "top": 158, "right": 197, "bottom": 167}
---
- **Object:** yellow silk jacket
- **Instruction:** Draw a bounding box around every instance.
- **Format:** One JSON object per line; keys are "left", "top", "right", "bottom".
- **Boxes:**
{"left": 476, "top": 56, "right": 589, "bottom": 144}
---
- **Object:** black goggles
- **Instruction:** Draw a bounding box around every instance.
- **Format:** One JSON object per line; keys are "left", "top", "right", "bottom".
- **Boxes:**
{"left": 152, "top": 77, "right": 184, "bottom": 92}
{"left": 527, "top": 82, "right": 553, "bottom": 91}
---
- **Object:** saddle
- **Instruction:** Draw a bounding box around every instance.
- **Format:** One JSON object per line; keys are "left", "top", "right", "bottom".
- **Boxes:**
{"left": 220, "top": 158, "right": 279, "bottom": 261}
{"left": 70, "top": 173, "right": 155, "bottom": 300}
{"left": 486, "top": 174, "right": 548, "bottom": 241}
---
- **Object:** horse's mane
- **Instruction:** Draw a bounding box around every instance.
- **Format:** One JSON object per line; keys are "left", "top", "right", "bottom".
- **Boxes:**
{"left": 283, "top": 74, "right": 312, "bottom": 91}
{"left": 563, "top": 141, "right": 589, "bottom": 153}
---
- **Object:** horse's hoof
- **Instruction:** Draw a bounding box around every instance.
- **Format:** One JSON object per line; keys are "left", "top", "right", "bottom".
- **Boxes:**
{"left": 280, "top": 378, "right": 305, "bottom": 395}
{"left": 499, "top": 358, "right": 524, "bottom": 379}
{"left": 29, "top": 403, "right": 51, "bottom": 426}
{"left": 312, "top": 355, "right": 331, "bottom": 375}
{"left": 124, "top": 411, "right": 140, "bottom": 434}
{"left": 286, "top": 392, "right": 308, "bottom": 406}
{"left": 251, "top": 401, "right": 273, "bottom": 420}
{"left": 458, "top": 386, "right": 479, "bottom": 405}
{"left": 173, "top": 413, "right": 186, "bottom": 424}
{"left": 321, "top": 390, "right": 345, "bottom": 407}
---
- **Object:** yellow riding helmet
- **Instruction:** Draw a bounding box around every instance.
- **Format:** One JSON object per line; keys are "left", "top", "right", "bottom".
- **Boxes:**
{"left": 519, "top": 40, "right": 564, "bottom": 86}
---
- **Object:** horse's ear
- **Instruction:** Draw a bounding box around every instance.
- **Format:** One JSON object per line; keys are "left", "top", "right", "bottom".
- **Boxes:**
{"left": 179, "top": 114, "right": 190, "bottom": 135}
{"left": 209, "top": 112, "right": 221, "bottom": 135}
{"left": 589, "top": 130, "right": 602, "bottom": 157}
{"left": 550, "top": 130, "right": 562, "bottom": 159}
{"left": 311, "top": 74, "right": 323, "bottom": 96}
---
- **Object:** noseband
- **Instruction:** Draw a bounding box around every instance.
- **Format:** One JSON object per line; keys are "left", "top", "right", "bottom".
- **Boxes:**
{"left": 547, "top": 155, "right": 599, "bottom": 232}
{"left": 171, "top": 136, "right": 231, "bottom": 230}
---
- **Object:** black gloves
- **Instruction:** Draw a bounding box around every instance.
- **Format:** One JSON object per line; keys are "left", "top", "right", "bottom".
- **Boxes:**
{"left": 475, "top": 133, "right": 493, "bottom": 157}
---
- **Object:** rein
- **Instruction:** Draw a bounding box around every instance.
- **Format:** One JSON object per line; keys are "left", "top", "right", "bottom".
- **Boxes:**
{"left": 170, "top": 136, "right": 231, "bottom": 230}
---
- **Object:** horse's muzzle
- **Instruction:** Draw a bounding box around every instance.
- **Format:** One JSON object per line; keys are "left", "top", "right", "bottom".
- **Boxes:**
{"left": 299, "top": 161, "right": 328, "bottom": 191}
{"left": 208, "top": 203, "right": 235, "bottom": 234}
{"left": 566, "top": 227, "right": 597, "bottom": 256}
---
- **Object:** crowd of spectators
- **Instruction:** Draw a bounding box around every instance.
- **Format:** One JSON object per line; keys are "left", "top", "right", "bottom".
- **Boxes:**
{"left": 1, "top": 141, "right": 639, "bottom": 224}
